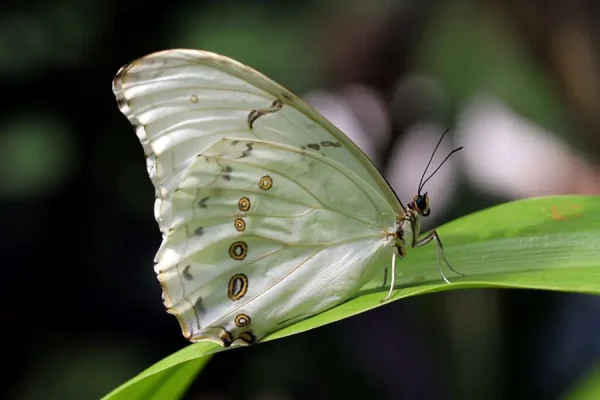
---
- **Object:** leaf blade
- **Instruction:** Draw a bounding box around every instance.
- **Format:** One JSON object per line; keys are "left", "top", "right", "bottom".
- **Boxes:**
{"left": 102, "top": 195, "right": 600, "bottom": 399}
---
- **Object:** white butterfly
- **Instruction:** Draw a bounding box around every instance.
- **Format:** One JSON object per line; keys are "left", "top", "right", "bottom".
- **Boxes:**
{"left": 112, "top": 49, "right": 463, "bottom": 348}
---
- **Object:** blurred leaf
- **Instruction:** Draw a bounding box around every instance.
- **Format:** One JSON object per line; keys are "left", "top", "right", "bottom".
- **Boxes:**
{"left": 0, "top": 1, "right": 103, "bottom": 75}
{"left": 421, "top": 1, "right": 570, "bottom": 135}
{"left": 566, "top": 364, "right": 600, "bottom": 400}
{"left": 101, "top": 350, "right": 212, "bottom": 400}
{"left": 13, "top": 337, "right": 151, "bottom": 400}
{"left": 165, "top": 3, "right": 319, "bottom": 93}
{"left": 103, "top": 195, "right": 600, "bottom": 399}
{"left": 0, "top": 114, "right": 75, "bottom": 199}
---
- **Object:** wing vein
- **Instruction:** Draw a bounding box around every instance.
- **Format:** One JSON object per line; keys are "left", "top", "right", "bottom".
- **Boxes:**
{"left": 125, "top": 84, "right": 273, "bottom": 103}
{"left": 216, "top": 151, "right": 383, "bottom": 226}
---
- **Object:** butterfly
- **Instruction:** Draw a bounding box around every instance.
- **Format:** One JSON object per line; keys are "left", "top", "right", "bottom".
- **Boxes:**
{"left": 112, "top": 49, "right": 463, "bottom": 348}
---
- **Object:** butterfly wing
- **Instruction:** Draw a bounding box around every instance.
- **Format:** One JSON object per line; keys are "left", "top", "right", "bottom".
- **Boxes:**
{"left": 112, "top": 49, "right": 403, "bottom": 346}
{"left": 112, "top": 49, "right": 404, "bottom": 232}
{"left": 156, "top": 138, "right": 396, "bottom": 346}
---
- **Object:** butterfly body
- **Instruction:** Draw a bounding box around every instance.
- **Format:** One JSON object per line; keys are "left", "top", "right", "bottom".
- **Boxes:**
{"left": 113, "top": 49, "right": 459, "bottom": 348}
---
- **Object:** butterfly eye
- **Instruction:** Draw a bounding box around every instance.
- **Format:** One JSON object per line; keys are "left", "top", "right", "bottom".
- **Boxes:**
{"left": 415, "top": 194, "right": 430, "bottom": 216}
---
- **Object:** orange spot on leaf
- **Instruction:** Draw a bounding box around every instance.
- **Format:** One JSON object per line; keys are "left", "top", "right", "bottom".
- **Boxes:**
{"left": 549, "top": 203, "right": 582, "bottom": 221}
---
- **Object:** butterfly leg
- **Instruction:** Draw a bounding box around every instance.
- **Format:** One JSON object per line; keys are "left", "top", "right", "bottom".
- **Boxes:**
{"left": 381, "top": 252, "right": 397, "bottom": 302}
{"left": 413, "top": 230, "right": 464, "bottom": 284}
{"left": 379, "top": 267, "right": 388, "bottom": 289}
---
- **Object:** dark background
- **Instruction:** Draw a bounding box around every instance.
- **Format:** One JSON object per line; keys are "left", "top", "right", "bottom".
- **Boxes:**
{"left": 2, "top": 0, "right": 600, "bottom": 399}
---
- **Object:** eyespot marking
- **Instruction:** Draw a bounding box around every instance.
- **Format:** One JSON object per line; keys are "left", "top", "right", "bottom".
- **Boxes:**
{"left": 190, "top": 94, "right": 198, "bottom": 103}
{"left": 237, "top": 331, "right": 256, "bottom": 345}
{"left": 228, "top": 273, "right": 248, "bottom": 300}
{"left": 182, "top": 265, "right": 193, "bottom": 280}
{"left": 194, "top": 226, "right": 204, "bottom": 236}
{"left": 238, "top": 197, "right": 251, "bottom": 211}
{"left": 234, "top": 218, "right": 246, "bottom": 231}
{"left": 259, "top": 175, "right": 273, "bottom": 190}
{"left": 234, "top": 313, "right": 251, "bottom": 327}
{"left": 229, "top": 241, "right": 248, "bottom": 260}
{"left": 198, "top": 196, "right": 209, "bottom": 208}
{"left": 219, "top": 329, "right": 233, "bottom": 347}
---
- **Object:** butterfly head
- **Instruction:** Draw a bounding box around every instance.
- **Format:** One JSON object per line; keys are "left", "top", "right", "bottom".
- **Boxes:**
{"left": 413, "top": 192, "right": 430, "bottom": 217}
{"left": 414, "top": 129, "right": 463, "bottom": 219}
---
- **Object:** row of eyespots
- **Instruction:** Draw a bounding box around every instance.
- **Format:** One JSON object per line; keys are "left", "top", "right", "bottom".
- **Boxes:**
{"left": 226, "top": 273, "right": 249, "bottom": 335}
{"left": 220, "top": 102, "right": 279, "bottom": 340}
{"left": 223, "top": 175, "right": 275, "bottom": 335}
{"left": 230, "top": 176, "right": 273, "bottom": 257}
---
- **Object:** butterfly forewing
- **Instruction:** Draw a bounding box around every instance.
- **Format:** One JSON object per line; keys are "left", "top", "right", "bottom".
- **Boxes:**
{"left": 112, "top": 50, "right": 403, "bottom": 219}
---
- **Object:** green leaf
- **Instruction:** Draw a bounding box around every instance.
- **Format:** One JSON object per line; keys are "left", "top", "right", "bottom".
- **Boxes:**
{"left": 101, "top": 348, "right": 213, "bottom": 400}
{"left": 102, "top": 195, "right": 600, "bottom": 399}
{"left": 567, "top": 364, "right": 600, "bottom": 400}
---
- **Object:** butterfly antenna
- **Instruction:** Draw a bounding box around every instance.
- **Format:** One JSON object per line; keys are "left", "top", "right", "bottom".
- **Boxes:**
{"left": 418, "top": 128, "right": 450, "bottom": 194}
{"left": 419, "top": 145, "right": 464, "bottom": 190}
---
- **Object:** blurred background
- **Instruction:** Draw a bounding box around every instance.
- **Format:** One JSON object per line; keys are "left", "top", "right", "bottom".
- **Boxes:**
{"left": 2, "top": 0, "right": 600, "bottom": 398}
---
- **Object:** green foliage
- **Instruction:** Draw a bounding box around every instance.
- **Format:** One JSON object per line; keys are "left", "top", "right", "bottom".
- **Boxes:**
{"left": 102, "top": 195, "right": 600, "bottom": 399}
{"left": 0, "top": 114, "right": 75, "bottom": 199}
{"left": 567, "top": 364, "right": 600, "bottom": 400}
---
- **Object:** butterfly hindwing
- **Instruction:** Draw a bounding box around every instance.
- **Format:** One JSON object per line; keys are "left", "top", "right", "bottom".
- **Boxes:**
{"left": 156, "top": 138, "right": 395, "bottom": 345}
